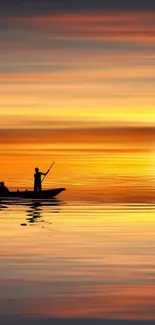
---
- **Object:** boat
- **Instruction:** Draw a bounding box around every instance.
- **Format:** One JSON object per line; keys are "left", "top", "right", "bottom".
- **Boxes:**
{"left": 0, "top": 188, "right": 66, "bottom": 199}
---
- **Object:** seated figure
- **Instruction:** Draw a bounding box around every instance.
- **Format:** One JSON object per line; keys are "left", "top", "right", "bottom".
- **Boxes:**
{"left": 0, "top": 182, "right": 9, "bottom": 196}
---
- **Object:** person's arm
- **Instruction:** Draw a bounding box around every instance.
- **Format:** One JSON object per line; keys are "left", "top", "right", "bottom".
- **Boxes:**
{"left": 41, "top": 172, "right": 48, "bottom": 176}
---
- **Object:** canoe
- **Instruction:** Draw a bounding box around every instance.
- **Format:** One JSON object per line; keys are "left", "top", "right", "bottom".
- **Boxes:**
{"left": 0, "top": 188, "right": 66, "bottom": 199}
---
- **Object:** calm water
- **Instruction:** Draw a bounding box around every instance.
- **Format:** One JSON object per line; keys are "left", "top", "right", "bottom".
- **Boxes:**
{"left": 0, "top": 196, "right": 155, "bottom": 322}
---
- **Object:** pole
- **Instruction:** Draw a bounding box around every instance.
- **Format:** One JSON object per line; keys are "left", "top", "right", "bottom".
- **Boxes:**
{"left": 41, "top": 161, "right": 55, "bottom": 183}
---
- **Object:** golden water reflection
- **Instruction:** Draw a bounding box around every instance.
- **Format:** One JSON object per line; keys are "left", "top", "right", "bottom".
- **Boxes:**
{"left": 0, "top": 200, "right": 155, "bottom": 320}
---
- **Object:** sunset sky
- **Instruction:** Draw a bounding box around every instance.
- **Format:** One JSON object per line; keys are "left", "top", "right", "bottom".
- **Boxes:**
{"left": 1, "top": 3, "right": 155, "bottom": 324}
{"left": 0, "top": 0, "right": 155, "bottom": 191}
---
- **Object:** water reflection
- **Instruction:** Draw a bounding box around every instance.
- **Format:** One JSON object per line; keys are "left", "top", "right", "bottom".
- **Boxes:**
{"left": 26, "top": 201, "right": 43, "bottom": 224}
{"left": 0, "top": 198, "right": 64, "bottom": 228}
{"left": 25, "top": 199, "right": 63, "bottom": 228}
{"left": 0, "top": 201, "right": 8, "bottom": 211}
{"left": 0, "top": 199, "right": 155, "bottom": 321}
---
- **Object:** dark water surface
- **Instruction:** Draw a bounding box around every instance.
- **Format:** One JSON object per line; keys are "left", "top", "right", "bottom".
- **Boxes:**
{"left": 0, "top": 198, "right": 155, "bottom": 323}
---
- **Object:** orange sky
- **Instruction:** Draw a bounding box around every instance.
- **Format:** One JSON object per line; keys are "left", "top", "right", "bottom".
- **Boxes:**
{"left": 0, "top": 10, "right": 155, "bottom": 192}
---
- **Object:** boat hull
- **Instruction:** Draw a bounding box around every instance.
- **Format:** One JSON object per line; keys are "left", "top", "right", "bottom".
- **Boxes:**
{"left": 0, "top": 188, "right": 66, "bottom": 199}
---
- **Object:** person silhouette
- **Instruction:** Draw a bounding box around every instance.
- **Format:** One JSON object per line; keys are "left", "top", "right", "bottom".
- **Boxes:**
{"left": 34, "top": 168, "right": 48, "bottom": 192}
{"left": 0, "top": 182, "right": 9, "bottom": 196}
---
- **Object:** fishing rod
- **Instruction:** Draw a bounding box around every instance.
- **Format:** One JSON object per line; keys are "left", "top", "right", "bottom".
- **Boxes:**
{"left": 41, "top": 161, "right": 55, "bottom": 183}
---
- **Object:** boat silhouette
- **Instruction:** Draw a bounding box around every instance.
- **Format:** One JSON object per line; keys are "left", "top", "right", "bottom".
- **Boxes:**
{"left": 0, "top": 188, "right": 66, "bottom": 199}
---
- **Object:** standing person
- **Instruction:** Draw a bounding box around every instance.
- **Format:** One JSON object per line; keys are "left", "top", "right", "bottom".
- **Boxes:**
{"left": 34, "top": 168, "right": 48, "bottom": 192}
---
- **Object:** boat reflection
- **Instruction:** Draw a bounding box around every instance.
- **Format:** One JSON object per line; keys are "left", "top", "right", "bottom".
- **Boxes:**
{"left": 0, "top": 198, "right": 65, "bottom": 228}
{"left": 25, "top": 201, "right": 43, "bottom": 226}
{"left": 0, "top": 201, "right": 8, "bottom": 211}
{"left": 25, "top": 199, "right": 63, "bottom": 227}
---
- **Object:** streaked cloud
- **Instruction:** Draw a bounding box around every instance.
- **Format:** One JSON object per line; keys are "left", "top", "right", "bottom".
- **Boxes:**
{"left": 1, "top": 11, "right": 155, "bottom": 44}
{"left": 0, "top": 10, "right": 155, "bottom": 129}
{"left": 0, "top": 127, "right": 155, "bottom": 146}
